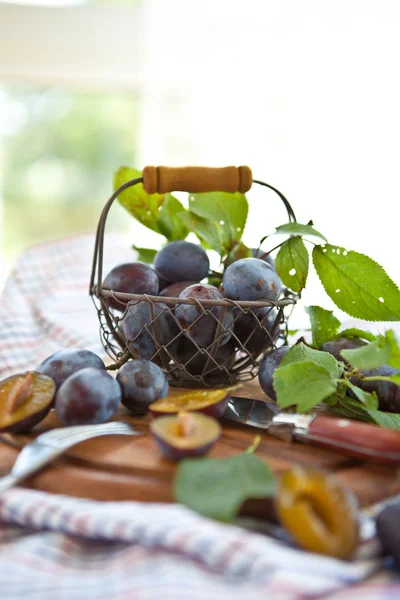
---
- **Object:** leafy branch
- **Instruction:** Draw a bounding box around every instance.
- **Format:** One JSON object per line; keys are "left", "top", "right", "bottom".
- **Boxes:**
{"left": 113, "top": 167, "right": 400, "bottom": 322}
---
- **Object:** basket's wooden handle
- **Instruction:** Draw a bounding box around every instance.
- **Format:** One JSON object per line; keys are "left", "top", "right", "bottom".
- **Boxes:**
{"left": 142, "top": 166, "right": 252, "bottom": 194}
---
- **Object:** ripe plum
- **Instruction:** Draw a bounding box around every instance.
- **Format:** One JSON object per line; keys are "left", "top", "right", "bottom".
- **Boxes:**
{"left": 159, "top": 281, "right": 198, "bottom": 309}
{"left": 353, "top": 364, "right": 400, "bottom": 413}
{"left": 117, "top": 360, "right": 168, "bottom": 415}
{"left": 173, "top": 337, "right": 236, "bottom": 376}
{"left": 321, "top": 337, "right": 366, "bottom": 362}
{"left": 258, "top": 345, "right": 290, "bottom": 401}
{"left": 121, "top": 301, "right": 179, "bottom": 361}
{"left": 102, "top": 262, "right": 159, "bottom": 310}
{"left": 251, "top": 248, "right": 276, "bottom": 270}
{"left": 222, "top": 257, "right": 282, "bottom": 302}
{"left": 37, "top": 349, "right": 106, "bottom": 391}
{"left": 233, "top": 306, "right": 279, "bottom": 355}
{"left": 175, "top": 284, "right": 233, "bottom": 348}
{"left": 376, "top": 504, "right": 400, "bottom": 569}
{"left": 55, "top": 367, "right": 121, "bottom": 426}
{"left": 154, "top": 241, "right": 209, "bottom": 284}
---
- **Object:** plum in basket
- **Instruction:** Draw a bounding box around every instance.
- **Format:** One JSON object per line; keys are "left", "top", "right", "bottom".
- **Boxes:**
{"left": 102, "top": 262, "right": 159, "bottom": 311}
{"left": 154, "top": 241, "right": 209, "bottom": 284}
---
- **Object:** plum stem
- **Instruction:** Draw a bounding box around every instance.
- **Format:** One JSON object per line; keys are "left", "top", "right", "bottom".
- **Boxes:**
{"left": 246, "top": 435, "right": 261, "bottom": 454}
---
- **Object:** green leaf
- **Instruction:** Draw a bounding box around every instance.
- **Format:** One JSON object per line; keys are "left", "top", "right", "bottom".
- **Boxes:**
{"left": 386, "top": 329, "right": 400, "bottom": 369}
{"left": 305, "top": 306, "right": 341, "bottom": 348}
{"left": 131, "top": 246, "right": 157, "bottom": 264}
{"left": 330, "top": 397, "right": 373, "bottom": 422}
{"left": 274, "top": 222, "right": 327, "bottom": 242}
{"left": 342, "top": 380, "right": 379, "bottom": 410}
{"left": 174, "top": 453, "right": 276, "bottom": 522}
{"left": 157, "top": 193, "right": 189, "bottom": 241}
{"left": 275, "top": 237, "right": 309, "bottom": 293}
{"left": 366, "top": 410, "right": 400, "bottom": 431}
{"left": 338, "top": 328, "right": 378, "bottom": 343}
{"left": 313, "top": 244, "right": 400, "bottom": 321}
{"left": 188, "top": 191, "right": 248, "bottom": 254}
{"left": 114, "top": 167, "right": 164, "bottom": 234}
{"left": 341, "top": 336, "right": 392, "bottom": 370}
{"left": 177, "top": 211, "right": 223, "bottom": 254}
{"left": 273, "top": 361, "right": 338, "bottom": 413}
{"left": 281, "top": 342, "right": 343, "bottom": 377}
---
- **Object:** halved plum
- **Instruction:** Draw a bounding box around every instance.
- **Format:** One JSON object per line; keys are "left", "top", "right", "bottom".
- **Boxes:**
{"left": 150, "top": 411, "right": 221, "bottom": 460}
{"left": 149, "top": 385, "right": 239, "bottom": 419}
{"left": 0, "top": 371, "right": 55, "bottom": 433}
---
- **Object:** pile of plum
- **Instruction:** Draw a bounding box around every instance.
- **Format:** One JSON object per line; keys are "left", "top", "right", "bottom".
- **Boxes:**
{"left": 101, "top": 240, "right": 284, "bottom": 381}
{"left": 0, "top": 348, "right": 170, "bottom": 434}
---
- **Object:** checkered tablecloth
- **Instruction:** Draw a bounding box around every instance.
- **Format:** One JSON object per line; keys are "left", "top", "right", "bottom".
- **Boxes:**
{"left": 0, "top": 233, "right": 399, "bottom": 600}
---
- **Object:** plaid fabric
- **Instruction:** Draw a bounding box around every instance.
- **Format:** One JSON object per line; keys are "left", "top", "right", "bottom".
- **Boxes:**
{"left": 0, "top": 233, "right": 399, "bottom": 600}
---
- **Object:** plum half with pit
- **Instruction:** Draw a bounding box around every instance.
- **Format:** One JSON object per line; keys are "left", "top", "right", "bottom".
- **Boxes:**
{"left": 150, "top": 411, "right": 221, "bottom": 460}
{"left": 117, "top": 359, "right": 168, "bottom": 416}
{"left": 55, "top": 367, "right": 121, "bottom": 426}
{"left": 149, "top": 385, "right": 238, "bottom": 419}
{"left": 0, "top": 371, "right": 55, "bottom": 433}
{"left": 36, "top": 348, "right": 106, "bottom": 392}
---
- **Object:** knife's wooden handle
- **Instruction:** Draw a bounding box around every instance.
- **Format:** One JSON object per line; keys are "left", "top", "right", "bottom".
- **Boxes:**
{"left": 142, "top": 166, "right": 253, "bottom": 194}
{"left": 299, "top": 416, "right": 400, "bottom": 465}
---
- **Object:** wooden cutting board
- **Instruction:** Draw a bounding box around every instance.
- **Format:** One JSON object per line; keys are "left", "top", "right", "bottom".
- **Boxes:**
{"left": 1, "top": 379, "right": 400, "bottom": 508}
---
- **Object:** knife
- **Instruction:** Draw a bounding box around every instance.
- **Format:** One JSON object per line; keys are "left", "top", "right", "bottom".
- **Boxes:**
{"left": 224, "top": 396, "right": 400, "bottom": 465}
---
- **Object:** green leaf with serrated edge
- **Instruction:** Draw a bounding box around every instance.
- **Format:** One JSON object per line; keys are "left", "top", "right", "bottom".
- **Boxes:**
{"left": 188, "top": 191, "right": 248, "bottom": 254}
{"left": 131, "top": 246, "right": 157, "bottom": 264}
{"left": 157, "top": 193, "right": 189, "bottom": 241}
{"left": 342, "top": 380, "right": 379, "bottom": 410}
{"left": 338, "top": 328, "right": 377, "bottom": 342}
{"left": 341, "top": 335, "right": 392, "bottom": 370}
{"left": 305, "top": 305, "right": 341, "bottom": 348}
{"left": 313, "top": 244, "right": 400, "bottom": 321}
{"left": 323, "top": 384, "right": 374, "bottom": 421}
{"left": 366, "top": 410, "right": 400, "bottom": 431}
{"left": 281, "top": 342, "right": 343, "bottom": 377}
{"left": 274, "top": 223, "right": 327, "bottom": 242}
{"left": 273, "top": 361, "right": 338, "bottom": 413}
{"left": 331, "top": 398, "right": 373, "bottom": 423}
{"left": 275, "top": 237, "right": 309, "bottom": 293}
{"left": 114, "top": 167, "right": 164, "bottom": 234}
{"left": 386, "top": 329, "right": 400, "bottom": 369}
{"left": 177, "top": 211, "right": 222, "bottom": 254}
{"left": 174, "top": 453, "right": 276, "bottom": 522}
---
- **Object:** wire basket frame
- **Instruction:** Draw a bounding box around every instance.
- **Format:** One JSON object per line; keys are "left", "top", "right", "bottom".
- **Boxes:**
{"left": 89, "top": 173, "right": 298, "bottom": 388}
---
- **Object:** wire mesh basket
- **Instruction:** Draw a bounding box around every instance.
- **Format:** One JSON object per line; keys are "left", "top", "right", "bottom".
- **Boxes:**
{"left": 89, "top": 166, "right": 298, "bottom": 387}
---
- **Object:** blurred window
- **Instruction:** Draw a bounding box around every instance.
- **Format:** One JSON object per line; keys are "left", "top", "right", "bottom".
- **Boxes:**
{"left": 0, "top": 86, "right": 139, "bottom": 283}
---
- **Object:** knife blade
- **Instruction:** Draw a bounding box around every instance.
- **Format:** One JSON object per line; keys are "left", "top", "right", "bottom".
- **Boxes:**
{"left": 224, "top": 396, "right": 400, "bottom": 465}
